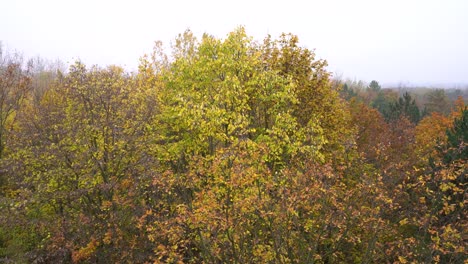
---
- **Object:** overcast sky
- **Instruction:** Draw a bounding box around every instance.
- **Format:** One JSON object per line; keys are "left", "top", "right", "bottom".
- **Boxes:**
{"left": 2, "top": 0, "right": 467, "bottom": 86}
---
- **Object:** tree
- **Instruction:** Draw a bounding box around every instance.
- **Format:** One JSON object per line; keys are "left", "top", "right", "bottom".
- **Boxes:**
{"left": 28, "top": 56, "right": 65, "bottom": 103}
{"left": 371, "top": 89, "right": 398, "bottom": 119}
{"left": 144, "top": 28, "right": 365, "bottom": 262}
{"left": 440, "top": 107, "right": 467, "bottom": 164}
{"left": 425, "top": 89, "right": 451, "bottom": 115}
{"left": 261, "top": 33, "right": 352, "bottom": 158}
{"left": 0, "top": 48, "right": 32, "bottom": 159}
{"left": 339, "top": 83, "right": 358, "bottom": 100}
{"left": 387, "top": 92, "right": 421, "bottom": 124}
{"left": 414, "top": 112, "right": 452, "bottom": 164}
{"left": 99, "top": 28, "right": 331, "bottom": 262}
{"left": 348, "top": 98, "right": 389, "bottom": 165}
{"left": 412, "top": 107, "right": 468, "bottom": 263}
{"left": 368, "top": 80, "right": 381, "bottom": 92}
{"left": 0, "top": 50, "right": 33, "bottom": 254}
{"left": 3, "top": 62, "right": 159, "bottom": 262}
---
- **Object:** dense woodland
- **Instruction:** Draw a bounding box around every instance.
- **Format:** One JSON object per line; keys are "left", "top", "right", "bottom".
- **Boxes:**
{"left": 0, "top": 28, "right": 466, "bottom": 263}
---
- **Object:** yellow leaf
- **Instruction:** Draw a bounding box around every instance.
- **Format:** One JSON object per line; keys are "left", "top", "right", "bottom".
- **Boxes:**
{"left": 398, "top": 256, "right": 408, "bottom": 263}
{"left": 399, "top": 218, "right": 408, "bottom": 226}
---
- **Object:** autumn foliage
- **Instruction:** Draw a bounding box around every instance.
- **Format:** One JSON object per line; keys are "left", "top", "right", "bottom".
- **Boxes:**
{"left": 0, "top": 28, "right": 466, "bottom": 263}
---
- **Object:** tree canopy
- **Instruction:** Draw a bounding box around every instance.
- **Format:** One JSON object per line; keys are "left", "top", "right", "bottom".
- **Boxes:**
{"left": 0, "top": 28, "right": 466, "bottom": 263}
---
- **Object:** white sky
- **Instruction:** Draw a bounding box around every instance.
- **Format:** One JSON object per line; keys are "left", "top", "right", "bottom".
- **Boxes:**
{"left": 1, "top": 0, "right": 467, "bottom": 86}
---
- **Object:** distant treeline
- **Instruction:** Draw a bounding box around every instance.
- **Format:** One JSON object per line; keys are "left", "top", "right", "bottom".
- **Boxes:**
{"left": 336, "top": 79, "right": 467, "bottom": 123}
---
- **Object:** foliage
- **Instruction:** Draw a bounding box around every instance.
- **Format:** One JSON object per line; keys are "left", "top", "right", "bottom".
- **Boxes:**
{"left": 367, "top": 80, "right": 381, "bottom": 92}
{"left": 0, "top": 29, "right": 466, "bottom": 263}
{"left": 425, "top": 89, "right": 451, "bottom": 115}
{"left": 2, "top": 62, "right": 158, "bottom": 262}
{"left": 261, "top": 33, "right": 352, "bottom": 158}
{"left": 414, "top": 112, "right": 451, "bottom": 163}
{"left": 387, "top": 92, "right": 421, "bottom": 123}
{"left": 440, "top": 107, "right": 468, "bottom": 164}
{"left": 0, "top": 50, "right": 32, "bottom": 159}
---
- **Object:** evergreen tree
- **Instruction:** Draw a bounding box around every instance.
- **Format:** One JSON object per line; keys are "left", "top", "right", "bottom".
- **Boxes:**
{"left": 340, "top": 83, "right": 358, "bottom": 100}
{"left": 368, "top": 80, "right": 381, "bottom": 92}
{"left": 386, "top": 92, "right": 421, "bottom": 123}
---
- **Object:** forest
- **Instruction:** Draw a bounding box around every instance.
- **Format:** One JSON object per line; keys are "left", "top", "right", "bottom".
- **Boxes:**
{"left": 0, "top": 28, "right": 466, "bottom": 263}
